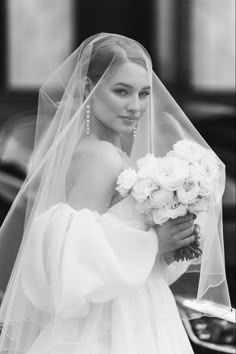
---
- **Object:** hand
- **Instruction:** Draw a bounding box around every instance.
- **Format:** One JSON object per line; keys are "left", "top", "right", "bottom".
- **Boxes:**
{"left": 163, "top": 222, "right": 202, "bottom": 264}
{"left": 194, "top": 224, "right": 202, "bottom": 247}
{"left": 174, "top": 222, "right": 202, "bottom": 262}
{"left": 153, "top": 213, "right": 196, "bottom": 254}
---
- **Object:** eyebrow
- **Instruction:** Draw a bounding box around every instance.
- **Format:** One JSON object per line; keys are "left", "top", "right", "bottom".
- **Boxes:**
{"left": 114, "top": 83, "right": 151, "bottom": 90}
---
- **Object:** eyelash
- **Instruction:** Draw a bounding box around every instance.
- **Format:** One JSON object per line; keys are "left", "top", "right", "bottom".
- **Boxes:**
{"left": 114, "top": 89, "right": 150, "bottom": 98}
{"left": 140, "top": 91, "right": 150, "bottom": 98}
{"left": 114, "top": 89, "right": 127, "bottom": 96}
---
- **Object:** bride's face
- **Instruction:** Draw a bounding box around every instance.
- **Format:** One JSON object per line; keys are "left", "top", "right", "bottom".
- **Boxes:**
{"left": 90, "top": 61, "right": 150, "bottom": 135}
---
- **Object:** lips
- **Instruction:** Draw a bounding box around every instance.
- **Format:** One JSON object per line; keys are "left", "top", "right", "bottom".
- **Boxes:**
{"left": 119, "top": 116, "right": 138, "bottom": 121}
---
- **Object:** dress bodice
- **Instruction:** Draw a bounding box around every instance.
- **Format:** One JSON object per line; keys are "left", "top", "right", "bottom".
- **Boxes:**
{"left": 108, "top": 195, "right": 148, "bottom": 231}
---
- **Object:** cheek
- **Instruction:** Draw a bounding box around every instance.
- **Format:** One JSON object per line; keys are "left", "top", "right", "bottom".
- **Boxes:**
{"left": 107, "top": 91, "right": 125, "bottom": 109}
{"left": 140, "top": 99, "right": 149, "bottom": 115}
{"left": 92, "top": 91, "right": 110, "bottom": 116}
{"left": 98, "top": 91, "right": 124, "bottom": 114}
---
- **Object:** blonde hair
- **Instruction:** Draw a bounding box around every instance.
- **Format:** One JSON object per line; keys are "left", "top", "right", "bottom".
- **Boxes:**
{"left": 86, "top": 35, "right": 151, "bottom": 84}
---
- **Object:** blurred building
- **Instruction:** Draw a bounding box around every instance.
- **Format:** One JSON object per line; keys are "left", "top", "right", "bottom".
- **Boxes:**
{"left": 0, "top": 0, "right": 234, "bottom": 92}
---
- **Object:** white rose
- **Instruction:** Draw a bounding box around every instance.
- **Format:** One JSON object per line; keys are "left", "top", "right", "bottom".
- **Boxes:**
{"left": 116, "top": 168, "right": 137, "bottom": 197}
{"left": 151, "top": 208, "right": 170, "bottom": 225}
{"left": 164, "top": 198, "right": 188, "bottom": 219}
{"left": 188, "top": 196, "right": 210, "bottom": 214}
{"left": 149, "top": 188, "right": 174, "bottom": 208}
{"left": 198, "top": 157, "right": 219, "bottom": 193}
{"left": 189, "top": 165, "right": 211, "bottom": 196}
{"left": 131, "top": 178, "right": 155, "bottom": 202}
{"left": 153, "top": 156, "right": 189, "bottom": 191}
{"left": 137, "top": 153, "right": 157, "bottom": 169}
{"left": 189, "top": 162, "right": 201, "bottom": 178}
{"left": 137, "top": 154, "right": 158, "bottom": 179}
{"left": 176, "top": 178, "right": 200, "bottom": 204}
{"left": 173, "top": 140, "right": 207, "bottom": 162}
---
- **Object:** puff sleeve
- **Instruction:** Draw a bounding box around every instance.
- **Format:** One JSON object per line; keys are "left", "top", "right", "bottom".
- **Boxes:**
{"left": 21, "top": 203, "right": 158, "bottom": 319}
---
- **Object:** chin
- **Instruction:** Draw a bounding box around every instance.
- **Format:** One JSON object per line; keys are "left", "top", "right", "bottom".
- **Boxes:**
{"left": 120, "top": 127, "right": 134, "bottom": 136}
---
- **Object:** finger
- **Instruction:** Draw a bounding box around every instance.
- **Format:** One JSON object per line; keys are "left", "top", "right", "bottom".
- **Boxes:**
{"left": 194, "top": 224, "right": 201, "bottom": 233}
{"left": 176, "top": 226, "right": 195, "bottom": 240}
{"left": 172, "top": 213, "right": 195, "bottom": 225}
{"left": 180, "top": 234, "right": 196, "bottom": 247}
{"left": 176, "top": 219, "right": 195, "bottom": 232}
{"left": 195, "top": 232, "right": 202, "bottom": 240}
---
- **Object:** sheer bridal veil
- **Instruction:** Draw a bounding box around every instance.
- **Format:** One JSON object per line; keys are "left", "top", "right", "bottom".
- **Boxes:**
{"left": 0, "top": 33, "right": 231, "bottom": 352}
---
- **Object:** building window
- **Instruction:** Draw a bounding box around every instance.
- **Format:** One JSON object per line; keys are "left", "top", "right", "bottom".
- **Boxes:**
{"left": 156, "top": 0, "right": 235, "bottom": 92}
{"left": 191, "top": 0, "right": 235, "bottom": 91}
{"left": 7, "top": 0, "right": 74, "bottom": 89}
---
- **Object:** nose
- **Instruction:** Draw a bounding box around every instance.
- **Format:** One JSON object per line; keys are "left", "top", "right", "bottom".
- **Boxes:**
{"left": 126, "top": 94, "right": 141, "bottom": 114}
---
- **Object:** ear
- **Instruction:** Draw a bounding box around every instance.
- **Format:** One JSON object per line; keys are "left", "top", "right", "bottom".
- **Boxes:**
{"left": 84, "top": 77, "right": 95, "bottom": 99}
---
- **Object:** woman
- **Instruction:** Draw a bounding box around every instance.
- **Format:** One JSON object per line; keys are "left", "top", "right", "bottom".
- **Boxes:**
{"left": 0, "top": 33, "right": 231, "bottom": 353}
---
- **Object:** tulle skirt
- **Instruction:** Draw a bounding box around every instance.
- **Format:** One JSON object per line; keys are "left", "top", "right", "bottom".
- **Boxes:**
{"left": 27, "top": 261, "right": 194, "bottom": 354}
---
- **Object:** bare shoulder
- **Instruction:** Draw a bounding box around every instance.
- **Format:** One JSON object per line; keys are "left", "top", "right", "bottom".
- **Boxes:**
{"left": 68, "top": 138, "right": 125, "bottom": 211}
{"left": 75, "top": 137, "right": 124, "bottom": 176}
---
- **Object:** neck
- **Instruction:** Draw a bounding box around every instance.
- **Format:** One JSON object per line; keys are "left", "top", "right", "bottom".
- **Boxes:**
{"left": 89, "top": 113, "right": 121, "bottom": 148}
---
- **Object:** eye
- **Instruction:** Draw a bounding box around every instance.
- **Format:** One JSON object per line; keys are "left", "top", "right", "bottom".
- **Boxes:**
{"left": 139, "top": 91, "right": 150, "bottom": 98}
{"left": 114, "top": 89, "right": 128, "bottom": 96}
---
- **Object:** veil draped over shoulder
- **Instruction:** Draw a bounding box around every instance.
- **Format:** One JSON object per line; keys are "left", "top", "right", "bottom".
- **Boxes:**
{"left": 0, "top": 33, "right": 231, "bottom": 353}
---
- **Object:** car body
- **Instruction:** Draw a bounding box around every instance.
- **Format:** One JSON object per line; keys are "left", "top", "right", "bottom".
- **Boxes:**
{"left": 176, "top": 296, "right": 235, "bottom": 353}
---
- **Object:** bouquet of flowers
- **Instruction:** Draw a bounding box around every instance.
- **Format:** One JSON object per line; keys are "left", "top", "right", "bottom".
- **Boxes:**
{"left": 116, "top": 140, "right": 220, "bottom": 262}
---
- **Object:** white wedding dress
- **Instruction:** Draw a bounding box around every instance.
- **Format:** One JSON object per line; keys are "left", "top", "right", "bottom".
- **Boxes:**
{"left": 21, "top": 194, "right": 194, "bottom": 354}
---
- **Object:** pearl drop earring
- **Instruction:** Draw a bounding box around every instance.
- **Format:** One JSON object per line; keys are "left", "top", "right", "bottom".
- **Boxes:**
{"left": 86, "top": 103, "right": 90, "bottom": 135}
{"left": 133, "top": 125, "right": 137, "bottom": 138}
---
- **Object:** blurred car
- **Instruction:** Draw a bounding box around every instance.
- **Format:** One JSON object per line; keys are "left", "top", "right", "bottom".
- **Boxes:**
{"left": 0, "top": 106, "right": 235, "bottom": 353}
{"left": 176, "top": 296, "right": 235, "bottom": 353}
{"left": 0, "top": 111, "right": 49, "bottom": 223}
{"left": 0, "top": 112, "right": 49, "bottom": 295}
